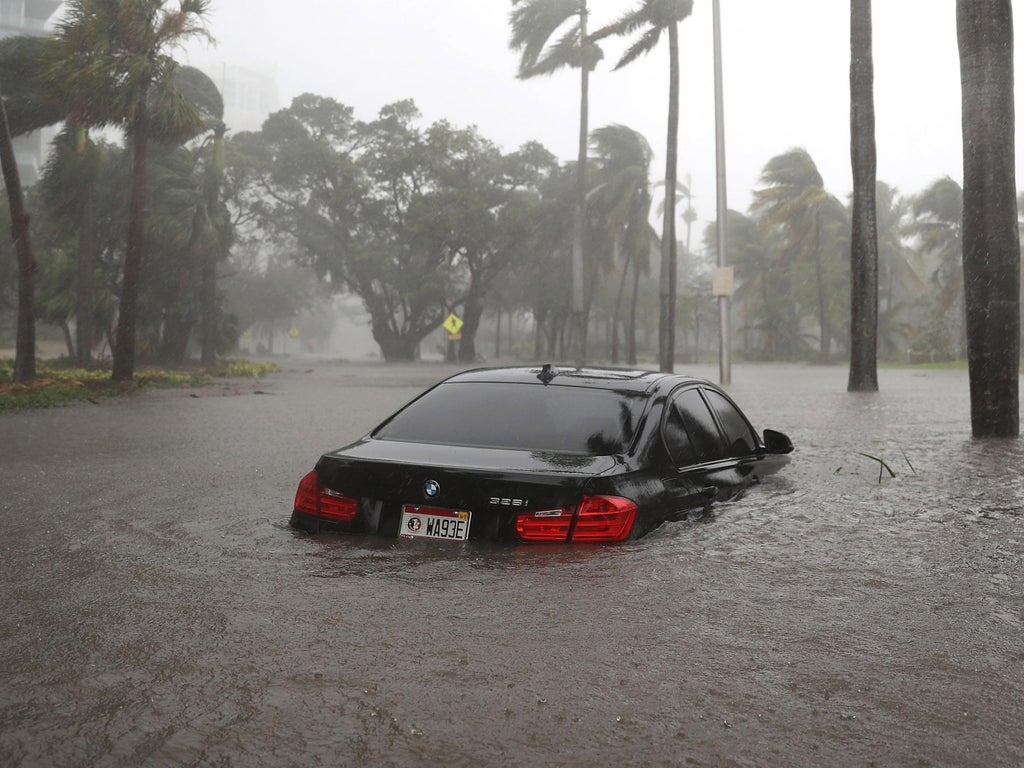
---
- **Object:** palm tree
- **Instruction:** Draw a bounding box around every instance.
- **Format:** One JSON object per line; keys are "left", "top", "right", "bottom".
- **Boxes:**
{"left": 47, "top": 0, "right": 211, "bottom": 381}
{"left": 906, "top": 177, "right": 964, "bottom": 356}
{"left": 752, "top": 148, "right": 842, "bottom": 362}
{"left": 873, "top": 181, "right": 925, "bottom": 359}
{"left": 848, "top": 0, "right": 879, "bottom": 391}
{"left": 172, "top": 65, "right": 227, "bottom": 366}
{"left": 588, "top": 124, "right": 655, "bottom": 364}
{"left": 0, "top": 78, "right": 36, "bottom": 383}
{"left": 957, "top": 0, "right": 1019, "bottom": 437}
{"left": 3, "top": 35, "right": 104, "bottom": 369}
{"left": 509, "top": 0, "right": 603, "bottom": 362}
{"left": 0, "top": 34, "right": 70, "bottom": 384}
{"left": 38, "top": 126, "right": 104, "bottom": 368}
{"left": 590, "top": 0, "right": 694, "bottom": 372}
{"left": 707, "top": 210, "right": 792, "bottom": 359}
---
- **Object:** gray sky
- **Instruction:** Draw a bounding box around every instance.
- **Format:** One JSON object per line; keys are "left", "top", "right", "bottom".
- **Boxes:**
{"left": 182, "top": 1, "right": 1019, "bottom": 230}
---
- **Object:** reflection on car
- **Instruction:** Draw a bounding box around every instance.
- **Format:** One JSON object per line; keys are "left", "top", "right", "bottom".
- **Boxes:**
{"left": 290, "top": 365, "right": 793, "bottom": 543}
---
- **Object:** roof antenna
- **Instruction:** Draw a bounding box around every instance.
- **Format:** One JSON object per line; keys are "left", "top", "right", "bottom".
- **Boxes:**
{"left": 537, "top": 363, "right": 559, "bottom": 384}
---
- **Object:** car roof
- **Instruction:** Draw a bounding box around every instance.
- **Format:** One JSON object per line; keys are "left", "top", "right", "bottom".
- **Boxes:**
{"left": 441, "top": 365, "right": 708, "bottom": 394}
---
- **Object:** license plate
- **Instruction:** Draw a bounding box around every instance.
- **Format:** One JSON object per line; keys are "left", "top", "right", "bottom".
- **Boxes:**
{"left": 399, "top": 505, "right": 471, "bottom": 541}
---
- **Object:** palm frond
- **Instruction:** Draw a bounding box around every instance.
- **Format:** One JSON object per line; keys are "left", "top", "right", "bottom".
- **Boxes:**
{"left": 509, "top": 0, "right": 583, "bottom": 77}
{"left": 615, "top": 26, "right": 662, "bottom": 69}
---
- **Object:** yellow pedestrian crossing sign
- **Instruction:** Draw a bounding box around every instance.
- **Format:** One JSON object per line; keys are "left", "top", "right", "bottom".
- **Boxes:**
{"left": 442, "top": 313, "right": 463, "bottom": 336}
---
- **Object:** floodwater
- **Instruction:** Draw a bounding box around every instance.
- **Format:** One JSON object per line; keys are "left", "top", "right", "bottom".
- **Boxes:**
{"left": 1, "top": 361, "right": 1022, "bottom": 767}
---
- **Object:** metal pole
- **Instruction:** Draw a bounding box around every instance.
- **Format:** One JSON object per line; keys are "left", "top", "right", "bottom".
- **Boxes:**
{"left": 712, "top": 0, "right": 731, "bottom": 385}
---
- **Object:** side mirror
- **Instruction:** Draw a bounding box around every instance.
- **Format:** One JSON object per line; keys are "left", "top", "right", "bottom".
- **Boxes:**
{"left": 763, "top": 429, "right": 794, "bottom": 454}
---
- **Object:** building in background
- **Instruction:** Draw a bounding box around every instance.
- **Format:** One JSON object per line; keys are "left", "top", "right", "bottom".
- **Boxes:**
{"left": 218, "top": 63, "right": 279, "bottom": 133}
{"left": 0, "top": 0, "right": 63, "bottom": 185}
{"left": 192, "top": 59, "right": 279, "bottom": 134}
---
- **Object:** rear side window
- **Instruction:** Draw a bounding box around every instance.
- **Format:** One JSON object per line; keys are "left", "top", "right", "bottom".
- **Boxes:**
{"left": 373, "top": 382, "right": 647, "bottom": 455}
{"left": 669, "top": 388, "right": 727, "bottom": 465}
{"left": 703, "top": 389, "right": 759, "bottom": 457}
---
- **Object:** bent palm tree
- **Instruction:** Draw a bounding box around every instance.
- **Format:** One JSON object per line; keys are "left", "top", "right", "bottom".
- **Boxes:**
{"left": 906, "top": 176, "right": 964, "bottom": 355}
{"left": 588, "top": 124, "right": 655, "bottom": 364}
{"left": 590, "top": 0, "right": 694, "bottom": 372}
{"left": 48, "top": 0, "right": 211, "bottom": 381}
{"left": 509, "top": 0, "right": 603, "bottom": 362}
{"left": 752, "top": 148, "right": 841, "bottom": 362}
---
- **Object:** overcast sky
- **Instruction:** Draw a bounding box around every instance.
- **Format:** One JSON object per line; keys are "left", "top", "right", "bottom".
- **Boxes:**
{"left": 180, "top": 1, "right": 1021, "bottom": 230}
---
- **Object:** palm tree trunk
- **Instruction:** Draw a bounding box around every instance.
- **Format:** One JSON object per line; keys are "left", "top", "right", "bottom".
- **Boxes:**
{"left": 659, "top": 21, "right": 680, "bottom": 372}
{"left": 848, "top": 0, "right": 880, "bottom": 391}
{"left": 573, "top": 42, "right": 589, "bottom": 365}
{"left": 0, "top": 79, "right": 35, "bottom": 384}
{"left": 847, "top": 0, "right": 880, "bottom": 391}
{"left": 627, "top": 257, "right": 640, "bottom": 366}
{"left": 73, "top": 126, "right": 97, "bottom": 369}
{"left": 201, "top": 122, "right": 226, "bottom": 366}
{"left": 112, "top": 104, "right": 151, "bottom": 382}
{"left": 814, "top": 209, "right": 831, "bottom": 361}
{"left": 957, "top": 0, "right": 1020, "bottom": 436}
{"left": 76, "top": 186, "right": 96, "bottom": 368}
{"left": 611, "top": 241, "right": 631, "bottom": 365}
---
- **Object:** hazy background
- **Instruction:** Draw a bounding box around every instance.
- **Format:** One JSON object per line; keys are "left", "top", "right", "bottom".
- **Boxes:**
{"left": 178, "top": 0, "right": 1021, "bottom": 228}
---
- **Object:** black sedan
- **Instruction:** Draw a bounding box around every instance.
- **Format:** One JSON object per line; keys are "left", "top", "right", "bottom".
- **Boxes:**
{"left": 290, "top": 365, "right": 793, "bottom": 543}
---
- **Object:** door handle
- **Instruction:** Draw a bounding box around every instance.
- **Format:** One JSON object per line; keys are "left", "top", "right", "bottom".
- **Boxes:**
{"left": 699, "top": 485, "right": 718, "bottom": 500}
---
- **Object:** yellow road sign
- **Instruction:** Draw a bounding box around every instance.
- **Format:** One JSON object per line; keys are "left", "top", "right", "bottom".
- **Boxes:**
{"left": 442, "top": 313, "right": 463, "bottom": 335}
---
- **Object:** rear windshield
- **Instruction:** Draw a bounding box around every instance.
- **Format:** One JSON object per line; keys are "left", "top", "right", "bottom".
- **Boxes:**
{"left": 372, "top": 381, "right": 647, "bottom": 455}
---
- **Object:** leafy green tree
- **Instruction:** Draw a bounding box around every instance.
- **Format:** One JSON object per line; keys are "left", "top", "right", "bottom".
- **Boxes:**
{"left": 451, "top": 140, "right": 555, "bottom": 362}
{"left": 848, "top": 0, "right": 879, "bottom": 391}
{"left": 48, "top": 0, "right": 211, "bottom": 381}
{"left": 510, "top": 0, "right": 604, "bottom": 361}
{"left": 591, "top": 0, "right": 694, "bottom": 372}
{"left": 517, "top": 159, "right": 576, "bottom": 360}
{"left": 957, "top": 0, "right": 1019, "bottom": 437}
{"left": 242, "top": 96, "right": 444, "bottom": 361}
{"left": 224, "top": 244, "right": 322, "bottom": 355}
{"left": 234, "top": 96, "right": 541, "bottom": 362}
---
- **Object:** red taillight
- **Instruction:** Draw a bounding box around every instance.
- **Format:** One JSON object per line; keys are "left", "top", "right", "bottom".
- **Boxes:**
{"left": 294, "top": 470, "right": 359, "bottom": 523}
{"left": 570, "top": 495, "right": 637, "bottom": 542}
{"left": 515, "top": 508, "right": 573, "bottom": 541}
{"left": 515, "top": 495, "right": 638, "bottom": 543}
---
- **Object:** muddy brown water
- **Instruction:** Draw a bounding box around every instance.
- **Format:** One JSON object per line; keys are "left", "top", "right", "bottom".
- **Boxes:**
{"left": 1, "top": 362, "right": 1022, "bottom": 767}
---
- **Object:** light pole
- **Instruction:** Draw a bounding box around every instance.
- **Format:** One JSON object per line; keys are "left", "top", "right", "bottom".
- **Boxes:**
{"left": 712, "top": 0, "right": 732, "bottom": 386}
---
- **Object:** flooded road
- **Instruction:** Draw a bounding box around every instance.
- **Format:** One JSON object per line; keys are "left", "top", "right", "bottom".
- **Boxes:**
{"left": 1, "top": 362, "right": 1022, "bottom": 767}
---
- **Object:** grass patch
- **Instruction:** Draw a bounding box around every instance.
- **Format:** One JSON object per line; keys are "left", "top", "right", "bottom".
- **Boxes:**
{"left": 879, "top": 359, "right": 970, "bottom": 371}
{"left": 0, "top": 358, "right": 279, "bottom": 414}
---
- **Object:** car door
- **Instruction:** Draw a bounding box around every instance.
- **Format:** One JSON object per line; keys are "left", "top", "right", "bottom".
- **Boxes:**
{"left": 660, "top": 386, "right": 756, "bottom": 516}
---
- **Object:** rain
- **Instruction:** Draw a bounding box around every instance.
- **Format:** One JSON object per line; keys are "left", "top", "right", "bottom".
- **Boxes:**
{"left": 1, "top": 1, "right": 1023, "bottom": 766}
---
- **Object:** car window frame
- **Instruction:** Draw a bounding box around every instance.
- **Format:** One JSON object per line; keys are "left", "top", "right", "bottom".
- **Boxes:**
{"left": 660, "top": 384, "right": 762, "bottom": 470}
{"left": 700, "top": 386, "right": 762, "bottom": 458}
{"left": 661, "top": 385, "right": 728, "bottom": 469}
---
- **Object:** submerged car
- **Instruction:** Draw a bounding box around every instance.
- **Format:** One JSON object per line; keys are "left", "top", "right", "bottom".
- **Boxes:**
{"left": 290, "top": 365, "right": 793, "bottom": 543}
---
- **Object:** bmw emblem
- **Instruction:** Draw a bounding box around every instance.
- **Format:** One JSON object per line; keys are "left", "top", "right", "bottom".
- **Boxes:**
{"left": 423, "top": 480, "right": 441, "bottom": 499}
